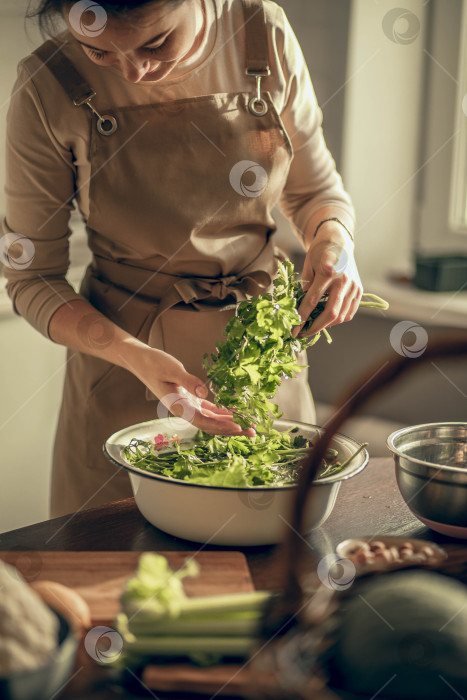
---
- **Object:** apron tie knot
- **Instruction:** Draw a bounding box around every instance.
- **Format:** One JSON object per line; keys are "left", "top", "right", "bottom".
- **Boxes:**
{"left": 173, "top": 269, "right": 272, "bottom": 306}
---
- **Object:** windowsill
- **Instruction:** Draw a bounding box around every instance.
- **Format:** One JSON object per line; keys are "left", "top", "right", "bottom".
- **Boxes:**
{"left": 360, "top": 273, "right": 467, "bottom": 329}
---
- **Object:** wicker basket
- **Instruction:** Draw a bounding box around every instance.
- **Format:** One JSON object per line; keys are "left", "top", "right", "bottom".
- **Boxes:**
{"left": 249, "top": 336, "right": 467, "bottom": 700}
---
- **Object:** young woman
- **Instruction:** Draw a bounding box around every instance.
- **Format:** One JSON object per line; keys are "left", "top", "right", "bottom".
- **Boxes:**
{"left": 3, "top": 0, "right": 362, "bottom": 516}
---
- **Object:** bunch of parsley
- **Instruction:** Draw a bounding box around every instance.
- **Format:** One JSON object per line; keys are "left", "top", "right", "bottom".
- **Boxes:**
{"left": 203, "top": 260, "right": 325, "bottom": 431}
{"left": 203, "top": 260, "right": 388, "bottom": 431}
{"left": 122, "top": 429, "right": 360, "bottom": 487}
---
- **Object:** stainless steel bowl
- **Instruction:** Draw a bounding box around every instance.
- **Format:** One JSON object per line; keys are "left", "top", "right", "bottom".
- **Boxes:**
{"left": 104, "top": 418, "right": 369, "bottom": 546}
{"left": 387, "top": 422, "right": 467, "bottom": 538}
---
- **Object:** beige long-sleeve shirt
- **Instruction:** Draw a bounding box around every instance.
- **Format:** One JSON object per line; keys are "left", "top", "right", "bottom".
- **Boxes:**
{"left": 2, "top": 0, "right": 354, "bottom": 339}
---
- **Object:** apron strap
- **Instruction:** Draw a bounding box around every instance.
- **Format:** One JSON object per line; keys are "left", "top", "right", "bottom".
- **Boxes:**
{"left": 242, "top": 0, "right": 270, "bottom": 76}
{"left": 33, "top": 39, "right": 96, "bottom": 106}
{"left": 33, "top": 39, "right": 118, "bottom": 135}
{"left": 242, "top": 0, "right": 271, "bottom": 116}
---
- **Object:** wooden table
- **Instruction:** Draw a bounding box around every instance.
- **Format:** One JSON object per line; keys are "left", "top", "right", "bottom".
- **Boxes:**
{"left": 0, "top": 457, "right": 460, "bottom": 699}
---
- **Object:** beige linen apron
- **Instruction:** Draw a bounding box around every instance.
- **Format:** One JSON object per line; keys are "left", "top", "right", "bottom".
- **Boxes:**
{"left": 35, "top": 0, "right": 315, "bottom": 517}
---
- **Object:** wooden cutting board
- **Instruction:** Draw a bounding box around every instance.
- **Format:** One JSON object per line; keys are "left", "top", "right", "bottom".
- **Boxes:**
{"left": 0, "top": 551, "right": 254, "bottom": 626}
{"left": 0, "top": 551, "right": 256, "bottom": 696}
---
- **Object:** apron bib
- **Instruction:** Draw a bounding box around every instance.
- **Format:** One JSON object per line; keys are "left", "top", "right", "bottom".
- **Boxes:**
{"left": 35, "top": 0, "right": 315, "bottom": 517}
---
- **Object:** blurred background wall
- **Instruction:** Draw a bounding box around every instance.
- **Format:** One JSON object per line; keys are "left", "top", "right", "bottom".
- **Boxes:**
{"left": 1, "top": 0, "right": 466, "bottom": 532}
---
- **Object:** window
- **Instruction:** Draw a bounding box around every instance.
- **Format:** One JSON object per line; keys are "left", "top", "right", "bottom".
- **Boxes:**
{"left": 450, "top": 0, "right": 467, "bottom": 233}
{"left": 416, "top": 0, "right": 467, "bottom": 253}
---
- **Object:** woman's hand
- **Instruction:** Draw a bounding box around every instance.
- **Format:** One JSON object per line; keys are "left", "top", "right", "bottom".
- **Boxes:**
{"left": 127, "top": 346, "right": 256, "bottom": 437}
{"left": 49, "top": 299, "right": 255, "bottom": 437}
{"left": 292, "top": 222, "right": 363, "bottom": 338}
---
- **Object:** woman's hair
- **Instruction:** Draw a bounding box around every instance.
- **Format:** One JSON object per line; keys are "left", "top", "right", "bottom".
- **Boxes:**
{"left": 28, "top": 0, "right": 187, "bottom": 36}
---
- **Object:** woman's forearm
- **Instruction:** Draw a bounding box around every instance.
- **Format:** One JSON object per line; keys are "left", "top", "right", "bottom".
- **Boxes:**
{"left": 48, "top": 299, "right": 255, "bottom": 436}
{"left": 48, "top": 299, "right": 149, "bottom": 375}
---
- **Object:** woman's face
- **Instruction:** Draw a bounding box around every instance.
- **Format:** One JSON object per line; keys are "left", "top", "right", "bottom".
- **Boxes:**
{"left": 64, "top": 0, "right": 204, "bottom": 83}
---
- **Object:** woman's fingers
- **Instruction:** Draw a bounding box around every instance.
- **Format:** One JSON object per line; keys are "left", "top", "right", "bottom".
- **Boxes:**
{"left": 172, "top": 370, "right": 208, "bottom": 399}
{"left": 304, "top": 282, "right": 347, "bottom": 335}
{"left": 199, "top": 399, "right": 233, "bottom": 416}
{"left": 192, "top": 403, "right": 256, "bottom": 435}
{"left": 292, "top": 277, "right": 330, "bottom": 338}
{"left": 294, "top": 239, "right": 363, "bottom": 338}
{"left": 195, "top": 399, "right": 256, "bottom": 435}
{"left": 292, "top": 245, "right": 344, "bottom": 338}
{"left": 344, "top": 284, "right": 363, "bottom": 323}
{"left": 194, "top": 413, "right": 256, "bottom": 436}
{"left": 161, "top": 388, "right": 256, "bottom": 437}
{"left": 153, "top": 354, "right": 208, "bottom": 400}
{"left": 144, "top": 352, "right": 255, "bottom": 436}
{"left": 292, "top": 275, "right": 332, "bottom": 338}
{"left": 300, "top": 279, "right": 362, "bottom": 337}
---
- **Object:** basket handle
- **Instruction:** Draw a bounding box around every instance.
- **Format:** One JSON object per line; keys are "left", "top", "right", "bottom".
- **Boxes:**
{"left": 281, "top": 334, "right": 467, "bottom": 610}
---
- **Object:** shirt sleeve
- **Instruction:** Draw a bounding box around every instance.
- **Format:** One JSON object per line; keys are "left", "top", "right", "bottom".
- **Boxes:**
{"left": 2, "top": 60, "right": 85, "bottom": 339}
{"left": 274, "top": 8, "right": 355, "bottom": 240}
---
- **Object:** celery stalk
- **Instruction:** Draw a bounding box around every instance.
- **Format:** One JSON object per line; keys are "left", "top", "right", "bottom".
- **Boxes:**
{"left": 127, "top": 615, "right": 261, "bottom": 638}
{"left": 123, "top": 634, "right": 255, "bottom": 657}
{"left": 123, "top": 589, "right": 273, "bottom": 622}
{"left": 114, "top": 555, "right": 275, "bottom": 666}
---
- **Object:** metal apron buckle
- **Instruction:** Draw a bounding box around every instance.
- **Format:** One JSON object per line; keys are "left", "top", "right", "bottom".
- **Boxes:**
{"left": 74, "top": 91, "right": 118, "bottom": 136}
{"left": 246, "top": 69, "right": 271, "bottom": 117}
